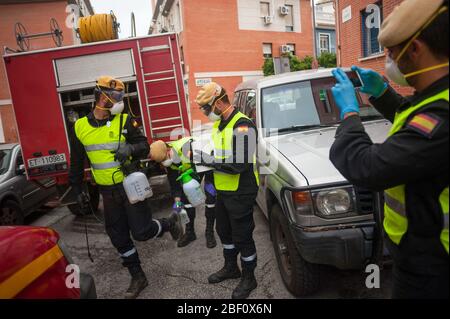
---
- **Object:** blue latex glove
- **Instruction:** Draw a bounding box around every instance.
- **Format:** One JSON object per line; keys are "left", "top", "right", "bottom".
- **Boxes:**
{"left": 331, "top": 68, "right": 360, "bottom": 120}
{"left": 351, "top": 66, "right": 388, "bottom": 98}
{"left": 204, "top": 182, "right": 216, "bottom": 197}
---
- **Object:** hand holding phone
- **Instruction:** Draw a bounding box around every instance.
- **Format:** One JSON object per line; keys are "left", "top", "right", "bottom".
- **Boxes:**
{"left": 351, "top": 66, "right": 388, "bottom": 98}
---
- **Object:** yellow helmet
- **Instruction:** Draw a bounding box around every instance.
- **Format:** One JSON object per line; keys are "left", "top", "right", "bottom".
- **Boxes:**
{"left": 150, "top": 140, "right": 168, "bottom": 163}
{"left": 96, "top": 76, "right": 124, "bottom": 91}
{"left": 195, "top": 82, "right": 222, "bottom": 107}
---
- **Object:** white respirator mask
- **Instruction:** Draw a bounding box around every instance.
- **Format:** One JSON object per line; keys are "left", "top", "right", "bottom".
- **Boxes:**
{"left": 161, "top": 158, "right": 173, "bottom": 167}
{"left": 109, "top": 101, "right": 125, "bottom": 115}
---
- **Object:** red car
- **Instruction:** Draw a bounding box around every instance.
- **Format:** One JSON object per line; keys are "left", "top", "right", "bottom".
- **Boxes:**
{"left": 0, "top": 226, "right": 96, "bottom": 299}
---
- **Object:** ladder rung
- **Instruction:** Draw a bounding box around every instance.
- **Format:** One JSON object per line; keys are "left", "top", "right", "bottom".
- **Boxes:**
{"left": 151, "top": 116, "right": 181, "bottom": 123}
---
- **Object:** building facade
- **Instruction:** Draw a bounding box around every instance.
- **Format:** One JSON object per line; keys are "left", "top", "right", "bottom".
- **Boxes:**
{"left": 336, "top": 0, "right": 411, "bottom": 94}
{"left": 314, "top": 0, "right": 336, "bottom": 57}
{"left": 150, "top": 0, "right": 314, "bottom": 124}
{"left": 0, "top": 0, "right": 92, "bottom": 143}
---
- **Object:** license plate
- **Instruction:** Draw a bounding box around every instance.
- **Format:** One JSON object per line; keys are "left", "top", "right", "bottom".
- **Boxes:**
{"left": 27, "top": 153, "right": 67, "bottom": 168}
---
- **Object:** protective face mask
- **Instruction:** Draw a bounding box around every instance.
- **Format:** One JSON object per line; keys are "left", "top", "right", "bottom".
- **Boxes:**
{"left": 161, "top": 158, "right": 173, "bottom": 167}
{"left": 109, "top": 101, "right": 124, "bottom": 115}
{"left": 208, "top": 111, "right": 221, "bottom": 122}
{"left": 385, "top": 55, "right": 410, "bottom": 87}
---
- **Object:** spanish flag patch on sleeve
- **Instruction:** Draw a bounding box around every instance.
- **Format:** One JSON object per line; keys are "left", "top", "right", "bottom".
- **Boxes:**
{"left": 237, "top": 126, "right": 249, "bottom": 133}
{"left": 407, "top": 113, "right": 442, "bottom": 138}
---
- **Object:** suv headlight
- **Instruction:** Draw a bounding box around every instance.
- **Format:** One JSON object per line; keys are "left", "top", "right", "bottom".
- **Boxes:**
{"left": 290, "top": 186, "right": 356, "bottom": 219}
{"left": 313, "top": 188, "right": 355, "bottom": 217}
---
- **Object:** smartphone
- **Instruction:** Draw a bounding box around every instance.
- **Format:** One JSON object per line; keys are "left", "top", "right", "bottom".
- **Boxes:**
{"left": 346, "top": 70, "right": 364, "bottom": 88}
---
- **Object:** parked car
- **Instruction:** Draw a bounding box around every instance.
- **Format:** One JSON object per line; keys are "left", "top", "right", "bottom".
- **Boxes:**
{"left": 0, "top": 143, "right": 57, "bottom": 225}
{"left": 233, "top": 69, "right": 390, "bottom": 297}
{"left": 0, "top": 226, "right": 96, "bottom": 298}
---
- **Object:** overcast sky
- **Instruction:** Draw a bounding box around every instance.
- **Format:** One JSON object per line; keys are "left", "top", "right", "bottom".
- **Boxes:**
{"left": 90, "top": 0, "right": 153, "bottom": 38}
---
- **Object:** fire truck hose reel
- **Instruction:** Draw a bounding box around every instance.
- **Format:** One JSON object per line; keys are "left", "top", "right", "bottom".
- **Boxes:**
{"left": 14, "top": 18, "right": 63, "bottom": 51}
{"left": 77, "top": 12, "right": 119, "bottom": 43}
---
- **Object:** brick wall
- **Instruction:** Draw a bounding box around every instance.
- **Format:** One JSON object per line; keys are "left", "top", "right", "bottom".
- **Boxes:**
{"left": 0, "top": 0, "right": 74, "bottom": 143}
{"left": 336, "top": 0, "right": 413, "bottom": 96}
{"left": 179, "top": 0, "right": 314, "bottom": 125}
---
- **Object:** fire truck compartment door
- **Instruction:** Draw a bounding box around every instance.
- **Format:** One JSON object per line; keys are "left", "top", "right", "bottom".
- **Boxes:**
{"left": 54, "top": 50, "right": 135, "bottom": 89}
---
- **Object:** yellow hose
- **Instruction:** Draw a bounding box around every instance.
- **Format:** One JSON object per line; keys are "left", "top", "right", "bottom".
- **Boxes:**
{"left": 78, "top": 13, "right": 118, "bottom": 43}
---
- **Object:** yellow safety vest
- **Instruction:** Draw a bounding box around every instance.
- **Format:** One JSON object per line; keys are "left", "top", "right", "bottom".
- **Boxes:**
{"left": 74, "top": 114, "right": 128, "bottom": 186}
{"left": 384, "top": 89, "right": 449, "bottom": 253}
{"left": 168, "top": 137, "right": 193, "bottom": 173}
{"left": 212, "top": 112, "right": 259, "bottom": 191}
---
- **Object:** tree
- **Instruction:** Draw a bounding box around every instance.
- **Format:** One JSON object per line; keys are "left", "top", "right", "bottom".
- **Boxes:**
{"left": 262, "top": 58, "right": 274, "bottom": 76}
{"left": 262, "top": 54, "right": 314, "bottom": 76}
{"left": 317, "top": 52, "right": 337, "bottom": 68}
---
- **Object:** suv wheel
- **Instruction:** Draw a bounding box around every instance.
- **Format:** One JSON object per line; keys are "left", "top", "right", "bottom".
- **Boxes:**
{"left": 270, "top": 204, "right": 320, "bottom": 297}
{"left": 0, "top": 200, "right": 24, "bottom": 225}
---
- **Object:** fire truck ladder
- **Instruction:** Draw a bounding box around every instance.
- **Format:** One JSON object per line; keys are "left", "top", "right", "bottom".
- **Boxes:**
{"left": 138, "top": 38, "right": 185, "bottom": 140}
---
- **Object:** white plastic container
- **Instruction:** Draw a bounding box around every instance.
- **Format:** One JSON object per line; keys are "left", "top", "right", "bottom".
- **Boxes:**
{"left": 178, "top": 169, "right": 206, "bottom": 207}
{"left": 123, "top": 171, "right": 153, "bottom": 204}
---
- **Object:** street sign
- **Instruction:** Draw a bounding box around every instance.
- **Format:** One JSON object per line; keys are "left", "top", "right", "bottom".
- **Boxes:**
{"left": 342, "top": 5, "right": 352, "bottom": 23}
{"left": 195, "top": 78, "right": 212, "bottom": 87}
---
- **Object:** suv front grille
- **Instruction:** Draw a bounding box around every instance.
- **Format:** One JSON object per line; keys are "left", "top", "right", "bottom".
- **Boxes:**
{"left": 354, "top": 186, "right": 376, "bottom": 215}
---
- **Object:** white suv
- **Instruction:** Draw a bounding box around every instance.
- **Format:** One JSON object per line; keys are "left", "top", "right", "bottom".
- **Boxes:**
{"left": 234, "top": 68, "right": 391, "bottom": 297}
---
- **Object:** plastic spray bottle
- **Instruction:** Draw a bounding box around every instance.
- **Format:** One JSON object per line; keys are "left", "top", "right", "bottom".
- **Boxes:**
{"left": 176, "top": 169, "right": 206, "bottom": 207}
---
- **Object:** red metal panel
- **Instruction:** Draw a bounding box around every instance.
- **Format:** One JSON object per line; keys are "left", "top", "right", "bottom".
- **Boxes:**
{"left": 3, "top": 34, "right": 190, "bottom": 180}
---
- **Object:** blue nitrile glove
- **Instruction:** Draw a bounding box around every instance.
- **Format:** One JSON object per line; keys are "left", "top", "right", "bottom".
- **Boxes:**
{"left": 351, "top": 66, "right": 388, "bottom": 98}
{"left": 204, "top": 182, "right": 217, "bottom": 197}
{"left": 331, "top": 68, "right": 360, "bottom": 120}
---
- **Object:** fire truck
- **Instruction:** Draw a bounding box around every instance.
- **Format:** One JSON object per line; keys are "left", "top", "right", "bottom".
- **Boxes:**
{"left": 3, "top": 33, "right": 191, "bottom": 214}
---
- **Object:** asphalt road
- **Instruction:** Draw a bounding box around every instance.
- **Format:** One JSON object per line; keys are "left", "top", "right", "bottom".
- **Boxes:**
{"left": 28, "top": 197, "right": 392, "bottom": 299}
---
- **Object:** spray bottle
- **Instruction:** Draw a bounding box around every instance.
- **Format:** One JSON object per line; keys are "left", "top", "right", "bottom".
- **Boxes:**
{"left": 173, "top": 201, "right": 190, "bottom": 226}
{"left": 176, "top": 168, "right": 206, "bottom": 207}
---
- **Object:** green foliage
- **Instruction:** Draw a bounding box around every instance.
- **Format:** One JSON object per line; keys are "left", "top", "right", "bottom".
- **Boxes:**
{"left": 262, "top": 58, "right": 274, "bottom": 76}
{"left": 317, "top": 52, "right": 337, "bottom": 68}
{"left": 262, "top": 54, "right": 314, "bottom": 76}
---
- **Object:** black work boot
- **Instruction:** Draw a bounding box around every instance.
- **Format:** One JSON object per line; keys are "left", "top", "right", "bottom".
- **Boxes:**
{"left": 125, "top": 271, "right": 148, "bottom": 299}
{"left": 161, "top": 213, "right": 183, "bottom": 240}
{"left": 232, "top": 260, "right": 257, "bottom": 299}
{"left": 205, "top": 217, "right": 217, "bottom": 249}
{"left": 208, "top": 249, "right": 241, "bottom": 284}
{"left": 177, "top": 219, "right": 196, "bottom": 247}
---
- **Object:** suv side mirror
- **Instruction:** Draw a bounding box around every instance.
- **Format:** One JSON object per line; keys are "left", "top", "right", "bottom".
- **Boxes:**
{"left": 16, "top": 164, "right": 25, "bottom": 175}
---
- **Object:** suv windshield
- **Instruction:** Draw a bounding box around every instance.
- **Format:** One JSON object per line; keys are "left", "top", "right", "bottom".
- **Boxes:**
{"left": 0, "top": 150, "right": 12, "bottom": 175}
{"left": 261, "top": 78, "right": 382, "bottom": 135}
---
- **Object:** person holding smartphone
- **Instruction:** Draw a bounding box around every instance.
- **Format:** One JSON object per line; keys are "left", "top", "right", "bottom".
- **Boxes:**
{"left": 329, "top": 0, "right": 448, "bottom": 299}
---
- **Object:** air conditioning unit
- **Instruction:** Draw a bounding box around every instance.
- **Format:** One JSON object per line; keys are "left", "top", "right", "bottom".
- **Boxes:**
{"left": 263, "top": 15, "right": 273, "bottom": 25}
{"left": 279, "top": 5, "right": 290, "bottom": 15}
{"left": 280, "top": 45, "right": 291, "bottom": 54}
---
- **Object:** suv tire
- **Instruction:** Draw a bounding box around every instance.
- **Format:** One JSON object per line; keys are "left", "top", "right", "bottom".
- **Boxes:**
{"left": 270, "top": 203, "right": 320, "bottom": 296}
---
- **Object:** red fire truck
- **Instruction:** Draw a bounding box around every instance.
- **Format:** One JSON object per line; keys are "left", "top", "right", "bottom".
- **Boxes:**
{"left": 3, "top": 33, "right": 191, "bottom": 213}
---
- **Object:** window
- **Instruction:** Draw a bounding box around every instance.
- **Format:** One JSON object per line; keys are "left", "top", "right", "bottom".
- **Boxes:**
{"left": 285, "top": 4, "right": 294, "bottom": 32}
{"left": 263, "top": 43, "right": 273, "bottom": 58}
{"left": 260, "top": 1, "right": 270, "bottom": 17}
{"left": 361, "top": 2, "right": 383, "bottom": 57}
{"left": 287, "top": 43, "right": 296, "bottom": 55}
{"left": 261, "top": 81, "right": 320, "bottom": 132}
{"left": 319, "top": 33, "right": 331, "bottom": 54}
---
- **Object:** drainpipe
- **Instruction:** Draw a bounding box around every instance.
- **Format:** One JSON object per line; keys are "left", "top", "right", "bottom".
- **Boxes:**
{"left": 312, "top": 0, "right": 317, "bottom": 60}
{"left": 335, "top": 0, "right": 341, "bottom": 66}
